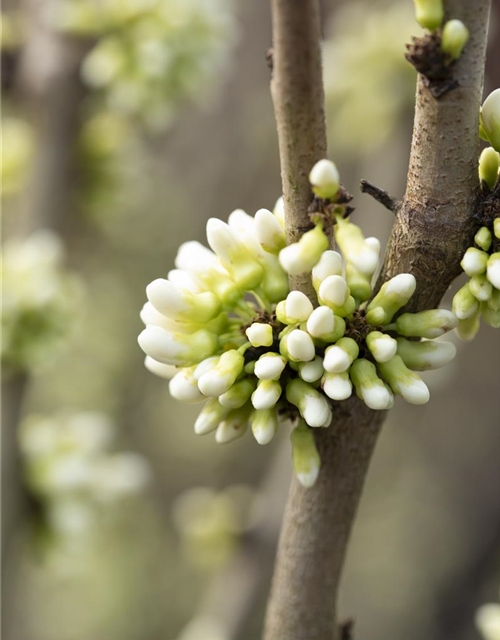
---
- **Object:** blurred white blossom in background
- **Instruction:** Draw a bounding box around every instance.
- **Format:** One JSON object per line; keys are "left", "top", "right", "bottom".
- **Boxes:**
{"left": 477, "top": 591, "right": 500, "bottom": 640}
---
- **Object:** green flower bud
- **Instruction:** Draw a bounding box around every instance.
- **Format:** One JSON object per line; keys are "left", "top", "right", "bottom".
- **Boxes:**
{"left": 215, "top": 406, "right": 250, "bottom": 444}
{"left": 478, "top": 147, "right": 499, "bottom": 191}
{"left": 413, "top": 0, "right": 443, "bottom": 30}
{"left": 306, "top": 306, "right": 346, "bottom": 342}
{"left": 481, "top": 302, "right": 500, "bottom": 328}
{"left": 219, "top": 377, "right": 256, "bottom": 409}
{"left": 441, "top": 20, "right": 469, "bottom": 60}
{"left": 396, "top": 337, "right": 456, "bottom": 370}
{"left": 494, "top": 217, "right": 500, "bottom": 240}
{"left": 335, "top": 217, "right": 379, "bottom": 277}
{"left": 378, "top": 355, "right": 430, "bottom": 405}
{"left": 279, "top": 225, "right": 329, "bottom": 276}
{"left": 345, "top": 263, "right": 372, "bottom": 303}
{"left": 461, "top": 247, "right": 489, "bottom": 277}
{"left": 366, "top": 274, "right": 416, "bottom": 325}
{"left": 488, "top": 288, "right": 500, "bottom": 311}
{"left": 469, "top": 274, "right": 493, "bottom": 302}
{"left": 324, "top": 337, "right": 359, "bottom": 373}
{"left": 480, "top": 89, "right": 500, "bottom": 152}
{"left": 321, "top": 371, "right": 352, "bottom": 401}
{"left": 146, "top": 278, "right": 221, "bottom": 324}
{"left": 251, "top": 408, "right": 278, "bottom": 445}
{"left": 251, "top": 379, "right": 282, "bottom": 410}
{"left": 290, "top": 425, "right": 321, "bottom": 488}
{"left": 452, "top": 282, "right": 479, "bottom": 319}
{"left": 138, "top": 326, "right": 218, "bottom": 367}
{"left": 309, "top": 159, "right": 340, "bottom": 200}
{"left": 194, "top": 399, "right": 229, "bottom": 435}
{"left": 245, "top": 323, "right": 274, "bottom": 348}
{"left": 366, "top": 331, "right": 398, "bottom": 363}
{"left": 260, "top": 253, "right": 290, "bottom": 303}
{"left": 475, "top": 226, "right": 493, "bottom": 252}
{"left": 456, "top": 308, "right": 481, "bottom": 341}
{"left": 255, "top": 208, "right": 286, "bottom": 254}
{"left": 198, "top": 350, "right": 245, "bottom": 397}
{"left": 395, "top": 309, "right": 458, "bottom": 338}
{"left": 276, "top": 291, "right": 314, "bottom": 324}
{"left": 286, "top": 379, "right": 332, "bottom": 428}
{"left": 350, "top": 359, "right": 393, "bottom": 410}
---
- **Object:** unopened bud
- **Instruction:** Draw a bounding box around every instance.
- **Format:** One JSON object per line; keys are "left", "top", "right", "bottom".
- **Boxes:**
{"left": 478, "top": 147, "right": 499, "bottom": 191}
{"left": 219, "top": 377, "right": 256, "bottom": 408}
{"left": 198, "top": 350, "right": 244, "bottom": 397}
{"left": 169, "top": 368, "right": 205, "bottom": 403}
{"left": 255, "top": 208, "right": 286, "bottom": 254}
{"left": 286, "top": 379, "right": 332, "bottom": 428}
{"left": 335, "top": 217, "right": 379, "bottom": 277}
{"left": 251, "top": 408, "right": 278, "bottom": 445}
{"left": 456, "top": 308, "right": 481, "bottom": 341}
{"left": 366, "top": 274, "right": 416, "bottom": 325}
{"left": 486, "top": 253, "right": 500, "bottom": 289}
{"left": 322, "top": 371, "right": 352, "bottom": 401}
{"left": 475, "top": 226, "right": 493, "bottom": 252}
{"left": 488, "top": 288, "right": 500, "bottom": 311}
{"left": 378, "top": 355, "right": 430, "bottom": 405}
{"left": 146, "top": 278, "right": 221, "bottom": 323}
{"left": 144, "top": 356, "right": 177, "bottom": 380}
{"left": 441, "top": 19, "right": 469, "bottom": 60}
{"left": 345, "top": 263, "right": 372, "bottom": 303}
{"left": 279, "top": 225, "right": 329, "bottom": 275}
{"left": 469, "top": 274, "right": 493, "bottom": 302}
{"left": 396, "top": 337, "right": 456, "bottom": 370}
{"left": 194, "top": 399, "right": 229, "bottom": 435}
{"left": 312, "top": 250, "right": 343, "bottom": 291}
{"left": 251, "top": 380, "right": 282, "bottom": 410}
{"left": 480, "top": 89, "right": 500, "bottom": 152}
{"left": 452, "top": 282, "right": 479, "bottom": 319}
{"left": 287, "top": 329, "right": 316, "bottom": 362}
{"left": 481, "top": 301, "right": 500, "bottom": 328}
{"left": 309, "top": 159, "right": 340, "bottom": 200}
{"left": 323, "top": 337, "right": 359, "bottom": 373}
{"left": 494, "top": 217, "right": 500, "bottom": 240}
{"left": 366, "top": 331, "right": 398, "bottom": 363}
{"left": 215, "top": 406, "right": 250, "bottom": 444}
{"left": 273, "top": 197, "right": 285, "bottom": 228}
{"left": 138, "top": 326, "right": 218, "bottom": 366}
{"left": 350, "top": 359, "right": 393, "bottom": 410}
{"left": 413, "top": 0, "right": 443, "bottom": 31}
{"left": 298, "top": 356, "right": 324, "bottom": 383}
{"left": 395, "top": 309, "right": 458, "bottom": 338}
{"left": 246, "top": 322, "right": 274, "bottom": 348}
{"left": 306, "top": 306, "right": 346, "bottom": 342}
{"left": 291, "top": 425, "right": 321, "bottom": 488}
{"left": 254, "top": 353, "right": 287, "bottom": 381}
{"left": 318, "top": 275, "right": 349, "bottom": 308}
{"left": 276, "top": 291, "right": 314, "bottom": 324}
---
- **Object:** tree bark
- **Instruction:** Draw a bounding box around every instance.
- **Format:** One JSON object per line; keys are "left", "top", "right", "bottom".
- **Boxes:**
{"left": 263, "top": 1, "right": 491, "bottom": 639}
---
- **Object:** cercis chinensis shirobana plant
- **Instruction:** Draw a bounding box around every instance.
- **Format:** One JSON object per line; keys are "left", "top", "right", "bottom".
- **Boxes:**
{"left": 138, "top": 160, "right": 459, "bottom": 488}
{"left": 452, "top": 89, "right": 500, "bottom": 340}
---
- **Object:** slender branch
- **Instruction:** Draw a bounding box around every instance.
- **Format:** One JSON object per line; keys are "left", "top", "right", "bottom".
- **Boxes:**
{"left": 360, "top": 179, "right": 400, "bottom": 213}
{"left": 264, "top": 0, "right": 491, "bottom": 638}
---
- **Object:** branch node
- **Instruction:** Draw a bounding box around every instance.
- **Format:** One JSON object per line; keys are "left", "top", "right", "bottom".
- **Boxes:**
{"left": 405, "top": 32, "right": 458, "bottom": 99}
{"left": 360, "top": 179, "right": 400, "bottom": 213}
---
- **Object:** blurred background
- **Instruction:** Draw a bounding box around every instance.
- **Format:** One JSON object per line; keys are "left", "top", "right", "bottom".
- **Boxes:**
{"left": 2, "top": 1, "right": 500, "bottom": 639}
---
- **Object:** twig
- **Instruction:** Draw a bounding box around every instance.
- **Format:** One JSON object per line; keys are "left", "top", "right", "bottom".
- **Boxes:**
{"left": 360, "top": 179, "right": 400, "bottom": 213}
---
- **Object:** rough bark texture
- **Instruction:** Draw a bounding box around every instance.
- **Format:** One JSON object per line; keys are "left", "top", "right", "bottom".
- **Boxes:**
{"left": 264, "top": 0, "right": 491, "bottom": 638}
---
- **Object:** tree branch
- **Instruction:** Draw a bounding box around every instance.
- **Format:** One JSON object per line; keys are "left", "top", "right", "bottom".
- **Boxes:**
{"left": 264, "top": 1, "right": 491, "bottom": 639}
{"left": 360, "top": 179, "right": 400, "bottom": 213}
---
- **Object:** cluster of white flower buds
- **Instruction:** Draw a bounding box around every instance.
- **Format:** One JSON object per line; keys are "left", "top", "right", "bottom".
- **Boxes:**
{"left": 412, "top": 0, "right": 469, "bottom": 60}
{"left": 2, "top": 230, "right": 84, "bottom": 373}
{"left": 20, "top": 411, "right": 150, "bottom": 539}
{"left": 453, "top": 113, "right": 500, "bottom": 340}
{"left": 139, "top": 159, "right": 458, "bottom": 488}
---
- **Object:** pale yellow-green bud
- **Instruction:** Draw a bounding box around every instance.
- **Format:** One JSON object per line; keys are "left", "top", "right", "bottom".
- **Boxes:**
{"left": 321, "top": 371, "right": 352, "bottom": 401}
{"left": 291, "top": 424, "right": 321, "bottom": 488}
{"left": 475, "top": 226, "right": 493, "bottom": 252}
{"left": 297, "top": 356, "right": 324, "bottom": 383}
{"left": 469, "top": 274, "right": 493, "bottom": 302}
{"left": 366, "top": 274, "right": 416, "bottom": 325}
{"left": 345, "top": 263, "right": 372, "bottom": 303}
{"left": 395, "top": 309, "right": 458, "bottom": 338}
{"left": 279, "top": 225, "right": 329, "bottom": 276}
{"left": 487, "top": 253, "right": 500, "bottom": 289}
{"left": 378, "top": 355, "right": 430, "bottom": 405}
{"left": 334, "top": 217, "right": 379, "bottom": 277}
{"left": 286, "top": 379, "right": 332, "bottom": 428}
{"left": 323, "top": 337, "right": 359, "bottom": 373}
{"left": 215, "top": 406, "right": 250, "bottom": 444}
{"left": 251, "top": 408, "right": 278, "bottom": 445}
{"left": 198, "top": 350, "right": 245, "bottom": 397}
{"left": 494, "top": 217, "right": 500, "bottom": 240}
{"left": 306, "top": 306, "right": 346, "bottom": 343}
{"left": 246, "top": 323, "right": 274, "bottom": 348}
{"left": 276, "top": 291, "right": 314, "bottom": 324}
{"left": 461, "top": 247, "right": 489, "bottom": 277}
{"left": 452, "top": 282, "right": 479, "bottom": 319}
{"left": 478, "top": 147, "right": 499, "bottom": 191}
{"left": 488, "top": 288, "right": 500, "bottom": 311}
{"left": 350, "top": 359, "right": 393, "bottom": 410}
{"left": 309, "top": 159, "right": 340, "bottom": 200}
{"left": 441, "top": 20, "right": 469, "bottom": 60}
{"left": 481, "top": 302, "right": 500, "bottom": 328}
{"left": 260, "top": 253, "right": 290, "bottom": 303}
{"left": 456, "top": 308, "right": 481, "bottom": 341}
{"left": 413, "top": 0, "right": 443, "bottom": 31}
{"left": 194, "top": 399, "right": 229, "bottom": 435}
{"left": 366, "top": 331, "right": 398, "bottom": 363}
{"left": 480, "top": 89, "right": 500, "bottom": 152}
{"left": 396, "top": 338, "right": 456, "bottom": 371}
{"left": 251, "top": 380, "right": 282, "bottom": 410}
{"left": 219, "top": 377, "right": 256, "bottom": 409}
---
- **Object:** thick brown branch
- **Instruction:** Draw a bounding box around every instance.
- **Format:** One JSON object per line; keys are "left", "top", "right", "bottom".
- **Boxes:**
{"left": 360, "top": 179, "right": 400, "bottom": 213}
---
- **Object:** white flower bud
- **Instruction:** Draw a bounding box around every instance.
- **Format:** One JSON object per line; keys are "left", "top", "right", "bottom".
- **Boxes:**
{"left": 322, "top": 371, "right": 352, "bottom": 401}
{"left": 456, "top": 308, "right": 481, "bottom": 341}
{"left": 218, "top": 377, "right": 256, "bottom": 408}
{"left": 441, "top": 19, "right": 469, "bottom": 60}
{"left": 350, "top": 359, "right": 393, "bottom": 410}
{"left": 298, "top": 356, "right": 324, "bottom": 383}
{"left": 279, "top": 225, "right": 328, "bottom": 275}
{"left": 146, "top": 278, "right": 221, "bottom": 323}
{"left": 378, "top": 355, "right": 430, "bottom": 405}
{"left": 287, "top": 329, "right": 316, "bottom": 362}
{"left": 335, "top": 217, "right": 379, "bottom": 276}
{"left": 366, "top": 274, "right": 416, "bottom": 325}
{"left": 478, "top": 147, "right": 499, "bottom": 191}
{"left": 273, "top": 197, "right": 285, "bottom": 228}
{"left": 481, "top": 301, "right": 500, "bottom": 328}
{"left": 306, "top": 306, "right": 346, "bottom": 342}
{"left": 475, "top": 604, "right": 500, "bottom": 640}
{"left": 481, "top": 89, "right": 500, "bottom": 152}
{"left": 169, "top": 368, "right": 205, "bottom": 403}
{"left": 396, "top": 338, "right": 456, "bottom": 370}
{"left": 469, "top": 274, "right": 493, "bottom": 302}
{"left": 461, "top": 247, "right": 489, "bottom": 276}
{"left": 312, "top": 251, "right": 343, "bottom": 291}
{"left": 413, "top": 0, "right": 444, "bottom": 31}
{"left": 193, "top": 356, "right": 219, "bottom": 380}
{"left": 309, "top": 159, "right": 340, "bottom": 200}
{"left": 167, "top": 269, "right": 203, "bottom": 294}
{"left": 198, "top": 350, "right": 245, "bottom": 397}
{"left": 138, "top": 326, "right": 218, "bottom": 366}
{"left": 487, "top": 253, "right": 500, "bottom": 289}
{"left": 395, "top": 309, "right": 458, "bottom": 339}
{"left": 251, "top": 380, "right": 282, "bottom": 410}
{"left": 323, "top": 337, "right": 359, "bottom": 373}
{"left": 254, "top": 353, "right": 287, "bottom": 381}
{"left": 453, "top": 282, "right": 479, "bottom": 320}
{"left": 475, "top": 226, "right": 493, "bottom": 252}
{"left": 206, "top": 218, "right": 263, "bottom": 289}
{"left": 215, "top": 407, "right": 250, "bottom": 444}
{"left": 286, "top": 379, "right": 332, "bottom": 428}
{"left": 291, "top": 425, "right": 321, "bottom": 487}
{"left": 276, "top": 291, "right": 314, "bottom": 324}
{"left": 366, "top": 331, "right": 398, "bottom": 363}
{"left": 251, "top": 408, "right": 278, "bottom": 445}
{"left": 144, "top": 356, "right": 177, "bottom": 379}
{"left": 194, "top": 399, "right": 229, "bottom": 435}
{"left": 318, "top": 275, "right": 349, "bottom": 308}
{"left": 255, "top": 208, "right": 286, "bottom": 254}
{"left": 246, "top": 323, "right": 274, "bottom": 347}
